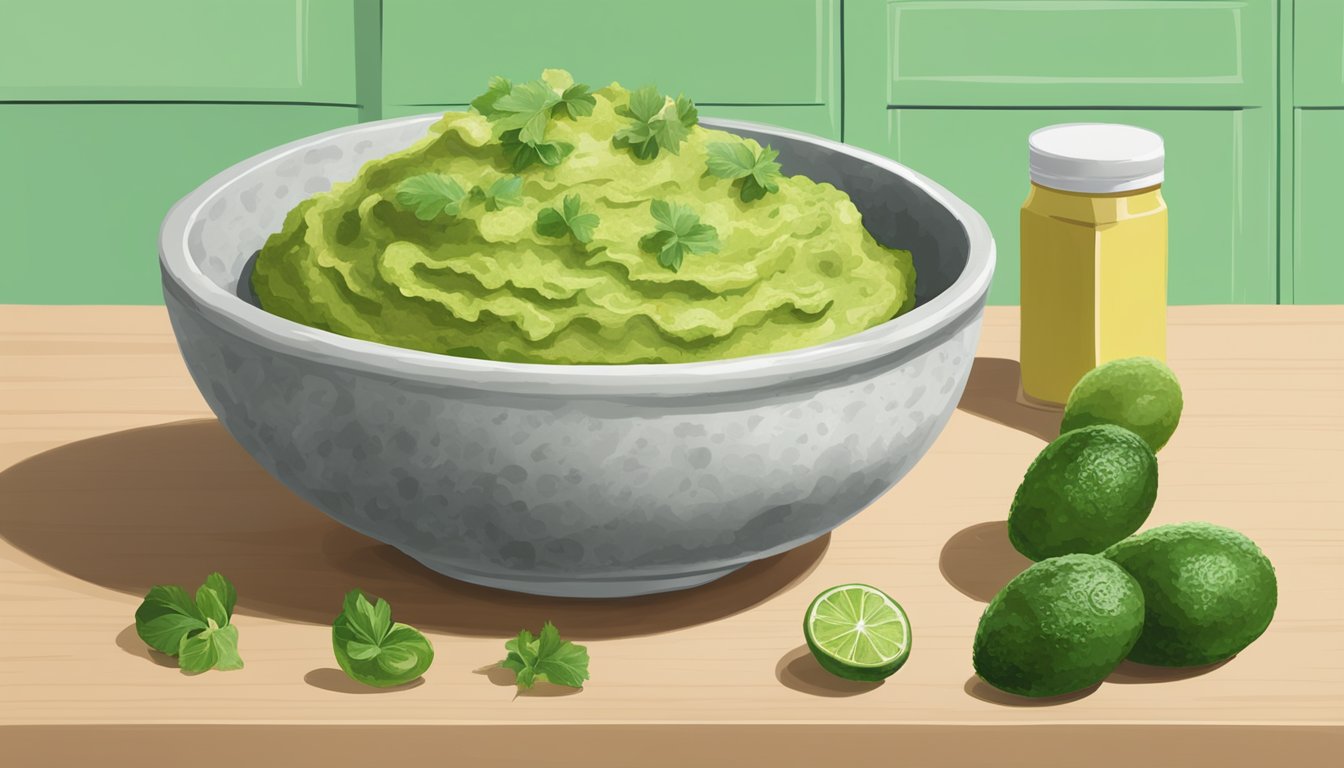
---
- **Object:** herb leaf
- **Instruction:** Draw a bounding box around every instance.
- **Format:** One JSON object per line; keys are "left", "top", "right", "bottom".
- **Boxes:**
{"left": 179, "top": 621, "right": 243, "bottom": 674}
{"left": 500, "top": 129, "right": 574, "bottom": 172}
{"left": 332, "top": 590, "right": 434, "bottom": 688}
{"left": 471, "top": 176, "right": 524, "bottom": 211}
{"left": 136, "top": 584, "right": 207, "bottom": 655}
{"left": 554, "top": 83, "right": 596, "bottom": 119}
{"left": 470, "top": 75, "right": 513, "bottom": 117}
{"left": 705, "top": 141, "right": 783, "bottom": 202}
{"left": 613, "top": 86, "right": 699, "bottom": 160}
{"left": 134, "top": 573, "right": 242, "bottom": 673}
{"left": 639, "top": 200, "right": 721, "bottom": 271}
{"left": 500, "top": 622, "right": 589, "bottom": 690}
{"left": 535, "top": 194, "right": 599, "bottom": 244}
{"left": 395, "top": 173, "right": 467, "bottom": 220}
{"left": 491, "top": 80, "right": 561, "bottom": 144}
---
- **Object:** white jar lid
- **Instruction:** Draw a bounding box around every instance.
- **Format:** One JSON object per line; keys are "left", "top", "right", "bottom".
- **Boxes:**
{"left": 1029, "top": 123, "right": 1164, "bottom": 194}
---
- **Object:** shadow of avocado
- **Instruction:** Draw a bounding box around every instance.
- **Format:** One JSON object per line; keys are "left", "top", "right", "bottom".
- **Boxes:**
{"left": 0, "top": 419, "right": 828, "bottom": 640}
{"left": 957, "top": 357, "right": 1063, "bottom": 442}
{"left": 939, "top": 521, "right": 1032, "bottom": 603}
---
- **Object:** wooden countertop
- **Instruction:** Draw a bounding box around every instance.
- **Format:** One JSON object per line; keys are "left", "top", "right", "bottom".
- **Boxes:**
{"left": 1, "top": 305, "right": 1341, "bottom": 766}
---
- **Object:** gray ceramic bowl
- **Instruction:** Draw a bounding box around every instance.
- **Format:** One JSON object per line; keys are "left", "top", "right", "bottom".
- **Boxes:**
{"left": 159, "top": 115, "right": 994, "bottom": 598}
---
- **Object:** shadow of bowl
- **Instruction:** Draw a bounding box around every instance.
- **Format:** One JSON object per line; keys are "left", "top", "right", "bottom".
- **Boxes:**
{"left": 939, "top": 521, "right": 1031, "bottom": 602}
{"left": 0, "top": 420, "right": 828, "bottom": 640}
{"left": 774, "top": 644, "right": 885, "bottom": 697}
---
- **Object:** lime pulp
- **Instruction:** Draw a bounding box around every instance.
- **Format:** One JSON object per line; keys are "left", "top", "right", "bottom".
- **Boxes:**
{"left": 803, "top": 584, "right": 911, "bottom": 681}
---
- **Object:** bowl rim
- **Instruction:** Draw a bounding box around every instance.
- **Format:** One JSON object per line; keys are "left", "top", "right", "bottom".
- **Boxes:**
{"left": 160, "top": 115, "right": 995, "bottom": 397}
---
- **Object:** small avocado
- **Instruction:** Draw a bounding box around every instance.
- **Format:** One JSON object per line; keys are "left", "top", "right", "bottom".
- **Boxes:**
{"left": 1062, "top": 356, "right": 1183, "bottom": 452}
{"left": 1008, "top": 424, "right": 1158, "bottom": 561}
{"left": 973, "top": 554, "right": 1145, "bottom": 697}
{"left": 1104, "top": 522, "right": 1277, "bottom": 667}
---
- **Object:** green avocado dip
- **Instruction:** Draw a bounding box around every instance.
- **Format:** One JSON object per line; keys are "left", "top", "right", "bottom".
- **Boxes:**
{"left": 251, "top": 69, "right": 916, "bottom": 364}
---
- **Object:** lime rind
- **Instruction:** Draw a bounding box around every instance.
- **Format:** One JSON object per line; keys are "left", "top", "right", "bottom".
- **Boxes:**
{"left": 804, "top": 584, "right": 911, "bottom": 679}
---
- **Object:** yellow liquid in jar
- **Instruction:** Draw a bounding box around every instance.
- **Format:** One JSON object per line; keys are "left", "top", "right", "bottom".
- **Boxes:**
{"left": 1019, "top": 182, "right": 1168, "bottom": 405}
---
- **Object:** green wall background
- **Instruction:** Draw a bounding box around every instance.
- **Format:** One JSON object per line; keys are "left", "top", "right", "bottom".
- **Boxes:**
{"left": 1, "top": 0, "right": 1337, "bottom": 305}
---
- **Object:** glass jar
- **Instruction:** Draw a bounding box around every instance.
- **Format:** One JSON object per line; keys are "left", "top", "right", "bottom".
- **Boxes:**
{"left": 1019, "top": 123, "right": 1168, "bottom": 406}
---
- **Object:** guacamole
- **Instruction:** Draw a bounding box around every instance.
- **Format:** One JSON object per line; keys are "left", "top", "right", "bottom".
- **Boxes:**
{"left": 251, "top": 70, "right": 916, "bottom": 364}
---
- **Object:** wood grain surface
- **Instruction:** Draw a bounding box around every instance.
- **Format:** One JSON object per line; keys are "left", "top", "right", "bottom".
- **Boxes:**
{"left": 1, "top": 305, "right": 1341, "bottom": 766}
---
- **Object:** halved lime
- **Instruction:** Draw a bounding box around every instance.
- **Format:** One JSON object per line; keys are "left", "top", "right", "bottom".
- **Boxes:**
{"left": 804, "top": 584, "right": 911, "bottom": 681}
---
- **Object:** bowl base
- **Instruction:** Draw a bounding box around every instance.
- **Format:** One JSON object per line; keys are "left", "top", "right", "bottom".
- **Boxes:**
{"left": 405, "top": 554, "right": 747, "bottom": 599}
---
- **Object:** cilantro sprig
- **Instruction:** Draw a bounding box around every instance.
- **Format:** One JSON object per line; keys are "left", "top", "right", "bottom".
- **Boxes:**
{"left": 501, "top": 622, "right": 590, "bottom": 690}
{"left": 471, "top": 76, "right": 594, "bottom": 171}
{"left": 395, "top": 173, "right": 468, "bottom": 220}
{"left": 332, "top": 590, "right": 435, "bottom": 688}
{"left": 639, "top": 200, "right": 720, "bottom": 272}
{"left": 134, "top": 572, "right": 243, "bottom": 674}
{"left": 613, "top": 86, "right": 699, "bottom": 160}
{"left": 470, "top": 175, "right": 524, "bottom": 211}
{"left": 394, "top": 173, "right": 523, "bottom": 219}
{"left": 535, "top": 194, "right": 600, "bottom": 244}
{"left": 705, "top": 141, "right": 783, "bottom": 202}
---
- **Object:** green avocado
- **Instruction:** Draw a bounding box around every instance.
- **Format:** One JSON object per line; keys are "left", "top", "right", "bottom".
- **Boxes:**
{"left": 1061, "top": 356, "right": 1183, "bottom": 452}
{"left": 973, "top": 554, "right": 1145, "bottom": 698}
{"left": 251, "top": 69, "right": 916, "bottom": 364}
{"left": 1008, "top": 424, "right": 1159, "bottom": 561}
{"left": 1104, "top": 522, "right": 1277, "bottom": 667}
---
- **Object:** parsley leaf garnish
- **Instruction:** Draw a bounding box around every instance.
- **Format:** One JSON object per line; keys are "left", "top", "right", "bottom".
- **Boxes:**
{"left": 470, "top": 75, "right": 512, "bottom": 117}
{"left": 500, "top": 622, "right": 590, "bottom": 690}
{"left": 134, "top": 572, "right": 243, "bottom": 673}
{"left": 639, "top": 199, "right": 720, "bottom": 271}
{"left": 470, "top": 175, "right": 525, "bottom": 211}
{"left": 472, "top": 76, "right": 592, "bottom": 170}
{"left": 395, "top": 173, "right": 468, "bottom": 220}
{"left": 613, "top": 86, "right": 699, "bottom": 160}
{"left": 554, "top": 83, "right": 596, "bottom": 119}
{"left": 332, "top": 590, "right": 435, "bottom": 688}
{"left": 705, "top": 141, "right": 783, "bottom": 202}
{"left": 536, "top": 194, "right": 600, "bottom": 244}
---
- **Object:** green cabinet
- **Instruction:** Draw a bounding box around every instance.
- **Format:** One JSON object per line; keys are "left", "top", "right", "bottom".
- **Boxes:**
{"left": 380, "top": 0, "right": 842, "bottom": 138}
{"left": 0, "top": 105, "right": 360, "bottom": 304}
{"left": 845, "top": 0, "right": 1279, "bottom": 305}
{"left": 1289, "top": 0, "right": 1344, "bottom": 303}
{"left": 0, "top": 0, "right": 372, "bottom": 304}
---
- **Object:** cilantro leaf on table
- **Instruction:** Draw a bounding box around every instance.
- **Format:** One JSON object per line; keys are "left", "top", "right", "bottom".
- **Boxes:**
{"left": 535, "top": 194, "right": 600, "bottom": 244}
{"left": 395, "top": 173, "right": 468, "bottom": 220}
{"left": 332, "top": 590, "right": 435, "bottom": 688}
{"left": 705, "top": 141, "right": 783, "bottom": 202}
{"left": 500, "top": 622, "right": 590, "bottom": 690}
{"left": 134, "top": 572, "right": 243, "bottom": 673}
{"left": 613, "top": 86, "right": 699, "bottom": 160}
{"left": 470, "top": 175, "right": 525, "bottom": 211}
{"left": 553, "top": 83, "right": 596, "bottom": 119}
{"left": 639, "top": 199, "right": 721, "bottom": 271}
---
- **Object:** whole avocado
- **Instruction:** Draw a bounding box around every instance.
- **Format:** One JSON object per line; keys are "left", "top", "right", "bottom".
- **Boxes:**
{"left": 973, "top": 554, "right": 1145, "bottom": 698}
{"left": 1104, "top": 522, "right": 1278, "bottom": 667}
{"left": 1062, "top": 356, "right": 1183, "bottom": 452}
{"left": 1008, "top": 424, "right": 1158, "bottom": 561}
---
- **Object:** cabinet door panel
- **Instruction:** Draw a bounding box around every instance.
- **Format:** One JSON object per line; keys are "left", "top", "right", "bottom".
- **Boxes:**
{"left": 381, "top": 0, "right": 841, "bottom": 138}
{"left": 2, "top": 105, "right": 360, "bottom": 304}
{"left": 1292, "top": 109, "right": 1344, "bottom": 303}
{"left": 874, "top": 108, "right": 1274, "bottom": 304}
{"left": 0, "top": 0, "right": 366, "bottom": 103}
